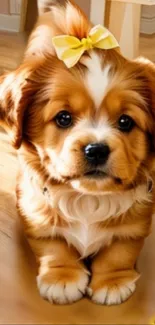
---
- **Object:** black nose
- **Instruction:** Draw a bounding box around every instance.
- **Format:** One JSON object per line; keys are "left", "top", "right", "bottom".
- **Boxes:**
{"left": 84, "top": 143, "right": 110, "bottom": 165}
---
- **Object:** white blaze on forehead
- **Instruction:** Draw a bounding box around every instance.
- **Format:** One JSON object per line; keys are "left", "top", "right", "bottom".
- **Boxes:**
{"left": 64, "top": 118, "right": 114, "bottom": 143}
{"left": 81, "top": 51, "right": 111, "bottom": 108}
{"left": 91, "top": 118, "right": 114, "bottom": 142}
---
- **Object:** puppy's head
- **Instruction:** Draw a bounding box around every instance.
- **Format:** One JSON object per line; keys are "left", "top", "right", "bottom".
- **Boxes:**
{"left": 1, "top": 0, "right": 155, "bottom": 195}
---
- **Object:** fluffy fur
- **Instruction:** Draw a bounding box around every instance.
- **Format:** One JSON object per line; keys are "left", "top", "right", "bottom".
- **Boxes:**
{"left": 0, "top": 0, "right": 155, "bottom": 305}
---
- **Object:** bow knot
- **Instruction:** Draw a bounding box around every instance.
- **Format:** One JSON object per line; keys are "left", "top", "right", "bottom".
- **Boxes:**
{"left": 52, "top": 25, "right": 119, "bottom": 68}
{"left": 81, "top": 37, "right": 93, "bottom": 49}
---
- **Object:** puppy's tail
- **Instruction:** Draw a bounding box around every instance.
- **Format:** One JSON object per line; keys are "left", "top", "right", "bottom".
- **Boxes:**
{"left": 36, "top": 0, "right": 91, "bottom": 39}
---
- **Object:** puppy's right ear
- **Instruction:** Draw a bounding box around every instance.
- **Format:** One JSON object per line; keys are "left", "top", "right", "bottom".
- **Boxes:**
{"left": 0, "top": 58, "right": 44, "bottom": 149}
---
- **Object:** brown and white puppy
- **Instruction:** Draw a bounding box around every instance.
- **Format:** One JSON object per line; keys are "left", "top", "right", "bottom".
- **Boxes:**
{"left": 0, "top": 0, "right": 155, "bottom": 305}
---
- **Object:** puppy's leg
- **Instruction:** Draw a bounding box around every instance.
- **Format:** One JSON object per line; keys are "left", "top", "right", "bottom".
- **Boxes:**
{"left": 29, "top": 238, "right": 89, "bottom": 304}
{"left": 88, "top": 239, "right": 144, "bottom": 305}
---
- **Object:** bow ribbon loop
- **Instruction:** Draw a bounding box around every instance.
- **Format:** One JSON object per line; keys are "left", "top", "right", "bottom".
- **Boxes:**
{"left": 52, "top": 25, "right": 119, "bottom": 68}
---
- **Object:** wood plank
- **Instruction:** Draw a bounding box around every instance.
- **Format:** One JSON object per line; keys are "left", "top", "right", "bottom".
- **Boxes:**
{"left": 19, "top": 0, "right": 28, "bottom": 32}
{"left": 106, "top": 1, "right": 141, "bottom": 59}
{"left": 90, "top": 0, "right": 106, "bottom": 25}
{"left": 108, "top": 0, "right": 155, "bottom": 6}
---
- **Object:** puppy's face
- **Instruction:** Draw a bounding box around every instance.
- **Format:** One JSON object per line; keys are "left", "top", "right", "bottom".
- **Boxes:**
{"left": 1, "top": 0, "right": 155, "bottom": 195}
{"left": 22, "top": 53, "right": 154, "bottom": 195}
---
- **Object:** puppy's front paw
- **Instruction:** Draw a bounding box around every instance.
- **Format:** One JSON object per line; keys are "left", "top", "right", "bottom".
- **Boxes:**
{"left": 37, "top": 267, "right": 89, "bottom": 304}
{"left": 87, "top": 270, "right": 139, "bottom": 305}
{"left": 88, "top": 282, "right": 136, "bottom": 305}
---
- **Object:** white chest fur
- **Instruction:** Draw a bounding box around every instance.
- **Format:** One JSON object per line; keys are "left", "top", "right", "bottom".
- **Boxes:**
{"left": 51, "top": 186, "right": 149, "bottom": 257}
{"left": 20, "top": 173, "right": 150, "bottom": 258}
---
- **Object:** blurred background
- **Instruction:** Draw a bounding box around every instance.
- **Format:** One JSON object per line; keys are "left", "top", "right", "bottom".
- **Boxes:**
{"left": 0, "top": 0, "right": 155, "bottom": 74}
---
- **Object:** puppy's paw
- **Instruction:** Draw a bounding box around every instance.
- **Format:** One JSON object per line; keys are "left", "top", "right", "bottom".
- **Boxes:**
{"left": 37, "top": 267, "right": 89, "bottom": 304}
{"left": 88, "top": 282, "right": 136, "bottom": 305}
{"left": 87, "top": 270, "right": 139, "bottom": 305}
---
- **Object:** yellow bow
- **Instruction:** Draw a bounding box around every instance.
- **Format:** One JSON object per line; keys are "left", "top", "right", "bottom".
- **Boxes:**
{"left": 52, "top": 25, "right": 119, "bottom": 68}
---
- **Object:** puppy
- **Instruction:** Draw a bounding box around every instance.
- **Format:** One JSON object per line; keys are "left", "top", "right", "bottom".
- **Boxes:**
{"left": 0, "top": 0, "right": 155, "bottom": 305}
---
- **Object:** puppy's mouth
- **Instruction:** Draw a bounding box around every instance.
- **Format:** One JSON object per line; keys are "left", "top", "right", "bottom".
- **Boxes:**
{"left": 84, "top": 169, "right": 107, "bottom": 179}
{"left": 84, "top": 169, "right": 122, "bottom": 184}
{"left": 58, "top": 168, "right": 122, "bottom": 185}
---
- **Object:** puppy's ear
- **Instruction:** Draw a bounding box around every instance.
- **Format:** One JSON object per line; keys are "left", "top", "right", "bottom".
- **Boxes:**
{"left": 135, "top": 58, "right": 155, "bottom": 150}
{"left": 0, "top": 59, "right": 42, "bottom": 149}
{"left": 146, "top": 61, "right": 155, "bottom": 151}
{"left": 26, "top": 0, "right": 92, "bottom": 59}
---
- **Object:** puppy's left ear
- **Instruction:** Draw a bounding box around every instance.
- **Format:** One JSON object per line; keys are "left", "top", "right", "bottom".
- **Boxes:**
{"left": 135, "top": 58, "right": 155, "bottom": 149}
{"left": 0, "top": 60, "right": 41, "bottom": 149}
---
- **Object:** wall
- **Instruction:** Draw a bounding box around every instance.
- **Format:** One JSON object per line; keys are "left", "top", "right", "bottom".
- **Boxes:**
{"left": 0, "top": 0, "right": 21, "bottom": 15}
{"left": 141, "top": 5, "right": 155, "bottom": 34}
{"left": 74, "top": 0, "right": 91, "bottom": 18}
{"left": 0, "top": 1, "right": 10, "bottom": 14}
{"left": 0, "top": 0, "right": 21, "bottom": 32}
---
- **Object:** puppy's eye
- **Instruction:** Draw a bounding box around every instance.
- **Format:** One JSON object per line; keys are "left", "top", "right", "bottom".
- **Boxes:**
{"left": 118, "top": 114, "right": 135, "bottom": 132}
{"left": 55, "top": 110, "right": 72, "bottom": 128}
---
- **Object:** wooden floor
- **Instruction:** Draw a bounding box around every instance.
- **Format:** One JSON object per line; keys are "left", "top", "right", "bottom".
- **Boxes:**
{"left": 140, "top": 34, "right": 155, "bottom": 62}
{"left": 0, "top": 31, "right": 27, "bottom": 74}
{"left": 0, "top": 31, "right": 154, "bottom": 74}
